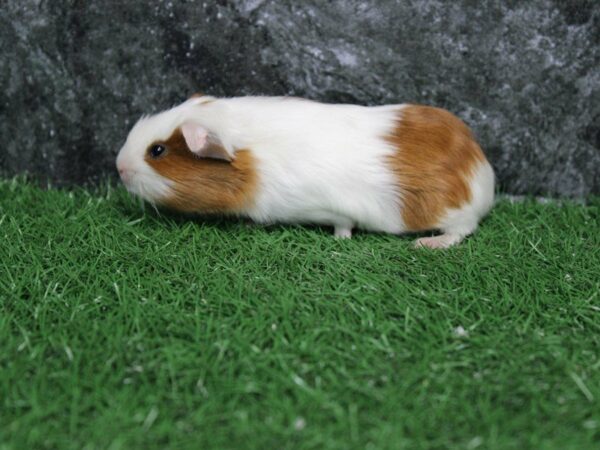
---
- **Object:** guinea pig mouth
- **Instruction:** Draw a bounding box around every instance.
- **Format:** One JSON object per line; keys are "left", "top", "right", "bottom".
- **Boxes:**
{"left": 118, "top": 169, "right": 135, "bottom": 185}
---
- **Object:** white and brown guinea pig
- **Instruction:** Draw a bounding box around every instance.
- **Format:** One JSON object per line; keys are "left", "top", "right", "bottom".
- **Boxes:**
{"left": 116, "top": 95, "right": 495, "bottom": 248}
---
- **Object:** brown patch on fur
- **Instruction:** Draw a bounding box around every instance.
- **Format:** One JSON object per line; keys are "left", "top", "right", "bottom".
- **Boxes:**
{"left": 386, "top": 105, "right": 485, "bottom": 231}
{"left": 145, "top": 129, "right": 257, "bottom": 214}
{"left": 188, "top": 92, "right": 215, "bottom": 104}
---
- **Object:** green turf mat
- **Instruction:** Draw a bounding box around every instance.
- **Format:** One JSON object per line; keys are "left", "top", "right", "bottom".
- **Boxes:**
{"left": 1, "top": 178, "right": 599, "bottom": 449}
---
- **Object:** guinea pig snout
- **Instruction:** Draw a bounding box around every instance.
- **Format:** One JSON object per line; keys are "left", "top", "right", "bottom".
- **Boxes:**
{"left": 116, "top": 161, "right": 134, "bottom": 183}
{"left": 118, "top": 168, "right": 130, "bottom": 182}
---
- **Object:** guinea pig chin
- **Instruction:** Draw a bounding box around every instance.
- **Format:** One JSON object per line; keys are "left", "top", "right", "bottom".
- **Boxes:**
{"left": 123, "top": 167, "right": 173, "bottom": 204}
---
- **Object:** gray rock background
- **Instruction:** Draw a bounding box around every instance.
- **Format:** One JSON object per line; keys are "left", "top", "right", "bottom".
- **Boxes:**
{"left": 1, "top": 0, "right": 598, "bottom": 197}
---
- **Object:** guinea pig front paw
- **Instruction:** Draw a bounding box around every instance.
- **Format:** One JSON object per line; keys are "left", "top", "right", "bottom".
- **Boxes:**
{"left": 334, "top": 226, "right": 353, "bottom": 239}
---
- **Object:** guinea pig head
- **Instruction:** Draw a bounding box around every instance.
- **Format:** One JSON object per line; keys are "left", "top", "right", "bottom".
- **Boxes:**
{"left": 116, "top": 111, "right": 256, "bottom": 214}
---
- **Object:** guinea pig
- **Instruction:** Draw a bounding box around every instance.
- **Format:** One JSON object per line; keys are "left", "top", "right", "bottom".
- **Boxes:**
{"left": 116, "top": 95, "right": 494, "bottom": 248}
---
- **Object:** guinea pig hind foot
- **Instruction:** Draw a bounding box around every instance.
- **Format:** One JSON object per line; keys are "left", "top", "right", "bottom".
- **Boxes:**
{"left": 413, "top": 233, "right": 466, "bottom": 249}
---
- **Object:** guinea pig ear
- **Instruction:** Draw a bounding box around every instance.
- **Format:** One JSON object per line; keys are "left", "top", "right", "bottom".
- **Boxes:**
{"left": 180, "top": 121, "right": 233, "bottom": 162}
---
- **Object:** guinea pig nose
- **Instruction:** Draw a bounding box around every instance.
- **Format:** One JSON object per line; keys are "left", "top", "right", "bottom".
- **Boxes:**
{"left": 118, "top": 168, "right": 130, "bottom": 182}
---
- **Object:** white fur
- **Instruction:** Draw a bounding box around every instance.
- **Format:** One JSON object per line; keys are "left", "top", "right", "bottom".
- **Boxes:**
{"left": 116, "top": 96, "right": 495, "bottom": 238}
{"left": 203, "top": 98, "right": 405, "bottom": 233}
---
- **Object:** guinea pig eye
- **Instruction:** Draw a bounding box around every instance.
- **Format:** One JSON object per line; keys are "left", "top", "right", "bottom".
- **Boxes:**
{"left": 148, "top": 144, "right": 166, "bottom": 159}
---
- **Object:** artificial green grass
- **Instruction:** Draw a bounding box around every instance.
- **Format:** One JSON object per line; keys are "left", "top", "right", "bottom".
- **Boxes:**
{"left": 1, "top": 177, "right": 599, "bottom": 450}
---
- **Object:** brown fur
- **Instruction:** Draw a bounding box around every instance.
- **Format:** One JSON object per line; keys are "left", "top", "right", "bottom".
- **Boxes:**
{"left": 189, "top": 92, "right": 215, "bottom": 104}
{"left": 386, "top": 105, "right": 485, "bottom": 231}
{"left": 145, "top": 129, "right": 257, "bottom": 214}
